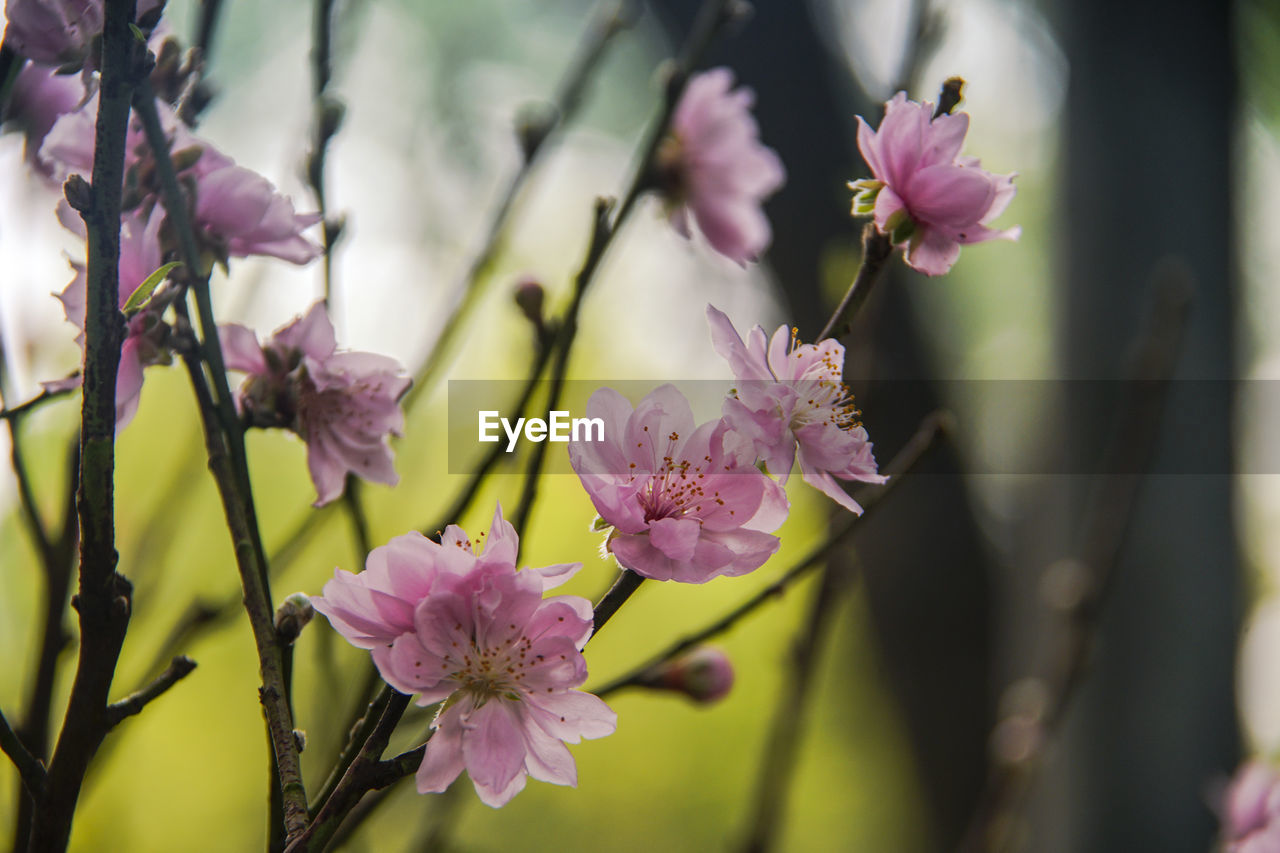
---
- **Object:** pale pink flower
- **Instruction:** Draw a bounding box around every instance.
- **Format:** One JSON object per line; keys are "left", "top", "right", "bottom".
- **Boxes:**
{"left": 706, "top": 304, "right": 886, "bottom": 514}
{"left": 48, "top": 206, "right": 168, "bottom": 427}
{"left": 568, "top": 384, "right": 788, "bottom": 583}
{"left": 661, "top": 67, "right": 785, "bottom": 265}
{"left": 5, "top": 65, "right": 86, "bottom": 175}
{"left": 221, "top": 303, "right": 410, "bottom": 507}
{"left": 194, "top": 165, "right": 322, "bottom": 264}
{"left": 2, "top": 0, "right": 101, "bottom": 64}
{"left": 1222, "top": 762, "right": 1280, "bottom": 853}
{"left": 40, "top": 93, "right": 320, "bottom": 265}
{"left": 342, "top": 505, "right": 615, "bottom": 808}
{"left": 311, "top": 508, "right": 577, "bottom": 650}
{"left": 853, "top": 91, "right": 1018, "bottom": 276}
{"left": 2, "top": 0, "right": 164, "bottom": 65}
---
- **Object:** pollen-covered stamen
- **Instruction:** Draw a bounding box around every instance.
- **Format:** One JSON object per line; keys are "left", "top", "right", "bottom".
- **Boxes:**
{"left": 785, "top": 333, "right": 864, "bottom": 433}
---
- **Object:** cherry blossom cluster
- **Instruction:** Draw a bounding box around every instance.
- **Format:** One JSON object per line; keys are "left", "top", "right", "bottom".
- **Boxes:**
{"left": 2, "top": 0, "right": 1027, "bottom": 823}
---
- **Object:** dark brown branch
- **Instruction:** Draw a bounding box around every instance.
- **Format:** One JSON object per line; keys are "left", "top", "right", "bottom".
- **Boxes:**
{"left": 105, "top": 656, "right": 197, "bottom": 728}
{"left": 0, "top": 706, "right": 46, "bottom": 800}
{"left": 591, "top": 569, "right": 646, "bottom": 637}
{"left": 306, "top": 0, "right": 340, "bottom": 305}
{"left": 29, "top": 2, "right": 144, "bottom": 849}
{"left": 955, "top": 276, "right": 1192, "bottom": 853}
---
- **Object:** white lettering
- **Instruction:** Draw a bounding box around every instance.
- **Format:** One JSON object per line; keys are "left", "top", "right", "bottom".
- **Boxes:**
{"left": 525, "top": 418, "right": 548, "bottom": 442}
{"left": 572, "top": 416, "right": 604, "bottom": 442}
{"left": 502, "top": 416, "right": 525, "bottom": 452}
{"left": 478, "top": 411, "right": 500, "bottom": 442}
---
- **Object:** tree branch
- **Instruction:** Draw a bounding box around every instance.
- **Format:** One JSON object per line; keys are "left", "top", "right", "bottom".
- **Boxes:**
{"left": 511, "top": 0, "right": 743, "bottom": 540}
{"left": 0, "top": 706, "right": 46, "bottom": 800}
{"left": 105, "top": 656, "right": 196, "bottom": 728}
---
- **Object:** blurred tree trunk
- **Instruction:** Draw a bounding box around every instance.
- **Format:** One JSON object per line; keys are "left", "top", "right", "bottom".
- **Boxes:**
{"left": 648, "top": 2, "right": 994, "bottom": 848}
{"left": 1046, "top": 0, "right": 1241, "bottom": 849}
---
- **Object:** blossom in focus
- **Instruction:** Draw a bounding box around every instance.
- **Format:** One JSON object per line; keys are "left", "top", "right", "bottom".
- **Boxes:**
{"left": 659, "top": 67, "right": 785, "bottom": 265}
{"left": 1222, "top": 762, "right": 1280, "bottom": 852}
{"left": 852, "top": 91, "right": 1018, "bottom": 276}
{"left": 220, "top": 303, "right": 410, "bottom": 506}
{"left": 330, "top": 504, "right": 615, "bottom": 808}
{"left": 569, "top": 384, "right": 788, "bottom": 583}
{"left": 40, "top": 93, "right": 321, "bottom": 265}
{"left": 641, "top": 646, "right": 735, "bottom": 705}
{"left": 311, "top": 509, "right": 577, "bottom": 650}
{"left": 49, "top": 206, "right": 169, "bottom": 427}
{"left": 706, "top": 304, "right": 886, "bottom": 514}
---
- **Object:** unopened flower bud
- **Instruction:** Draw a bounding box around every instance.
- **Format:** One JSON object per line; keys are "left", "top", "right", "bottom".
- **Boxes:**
{"left": 513, "top": 277, "right": 545, "bottom": 328}
{"left": 274, "top": 592, "right": 314, "bottom": 643}
{"left": 642, "top": 647, "right": 734, "bottom": 705}
{"left": 63, "top": 174, "right": 93, "bottom": 213}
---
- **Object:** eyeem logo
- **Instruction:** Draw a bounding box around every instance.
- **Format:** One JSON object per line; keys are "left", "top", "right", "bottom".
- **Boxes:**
{"left": 479, "top": 410, "right": 604, "bottom": 452}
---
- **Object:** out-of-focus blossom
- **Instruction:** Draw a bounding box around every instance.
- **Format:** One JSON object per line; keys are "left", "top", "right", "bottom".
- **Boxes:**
{"left": 47, "top": 206, "right": 170, "bottom": 427}
{"left": 851, "top": 91, "right": 1018, "bottom": 276}
{"left": 2, "top": 0, "right": 102, "bottom": 65}
{"left": 1222, "top": 761, "right": 1280, "bottom": 852}
{"left": 194, "top": 165, "right": 322, "bottom": 264}
{"left": 5, "top": 65, "right": 86, "bottom": 175}
{"left": 40, "top": 93, "right": 320, "bottom": 265}
{"left": 641, "top": 646, "right": 735, "bottom": 705}
{"left": 318, "top": 504, "right": 616, "bottom": 808}
{"left": 2, "top": 0, "right": 165, "bottom": 65}
{"left": 569, "top": 384, "right": 788, "bottom": 583}
{"left": 706, "top": 304, "right": 886, "bottom": 514}
{"left": 221, "top": 303, "right": 410, "bottom": 506}
{"left": 659, "top": 67, "right": 785, "bottom": 265}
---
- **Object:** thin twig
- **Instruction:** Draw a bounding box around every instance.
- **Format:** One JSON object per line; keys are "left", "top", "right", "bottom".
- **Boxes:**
{"left": 400, "top": 0, "right": 639, "bottom": 412}
{"left": 511, "top": 0, "right": 742, "bottom": 540}
{"left": 133, "top": 86, "right": 309, "bottom": 840}
{"left": 591, "top": 569, "right": 645, "bottom": 637}
{"left": 0, "top": 386, "right": 76, "bottom": 421}
{"left": 0, "top": 706, "right": 46, "bottom": 799}
{"left": 194, "top": 0, "right": 226, "bottom": 61}
{"left": 954, "top": 275, "right": 1192, "bottom": 853}
{"left": 815, "top": 223, "right": 893, "bottom": 342}
{"left": 306, "top": 0, "right": 339, "bottom": 306}
{"left": 592, "top": 410, "right": 948, "bottom": 698}
{"left": 105, "top": 656, "right": 197, "bottom": 728}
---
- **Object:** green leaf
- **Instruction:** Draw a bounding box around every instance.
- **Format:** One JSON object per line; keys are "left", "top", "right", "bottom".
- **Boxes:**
{"left": 129, "top": 23, "right": 146, "bottom": 41}
{"left": 122, "top": 262, "right": 181, "bottom": 317}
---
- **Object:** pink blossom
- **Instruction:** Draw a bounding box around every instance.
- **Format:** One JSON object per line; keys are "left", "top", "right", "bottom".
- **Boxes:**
{"left": 5, "top": 65, "right": 86, "bottom": 175}
{"left": 2, "top": 0, "right": 102, "bottom": 64}
{"left": 706, "top": 304, "right": 886, "bottom": 514}
{"left": 221, "top": 303, "right": 410, "bottom": 507}
{"left": 1222, "top": 762, "right": 1280, "bottom": 852}
{"left": 853, "top": 92, "right": 1018, "bottom": 276}
{"left": 661, "top": 67, "right": 785, "bottom": 265}
{"left": 311, "top": 507, "right": 576, "bottom": 650}
{"left": 48, "top": 206, "right": 167, "bottom": 427}
{"left": 326, "top": 505, "right": 616, "bottom": 808}
{"left": 2, "top": 0, "right": 165, "bottom": 65}
{"left": 194, "top": 165, "right": 322, "bottom": 264}
{"left": 568, "top": 384, "right": 788, "bottom": 583}
{"left": 40, "top": 93, "right": 319, "bottom": 265}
